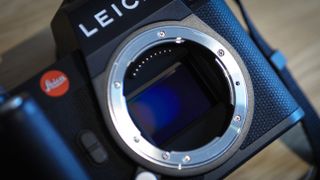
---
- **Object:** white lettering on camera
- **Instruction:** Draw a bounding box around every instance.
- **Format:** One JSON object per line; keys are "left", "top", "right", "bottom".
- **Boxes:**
{"left": 79, "top": 0, "right": 140, "bottom": 38}
{"left": 45, "top": 76, "right": 67, "bottom": 92}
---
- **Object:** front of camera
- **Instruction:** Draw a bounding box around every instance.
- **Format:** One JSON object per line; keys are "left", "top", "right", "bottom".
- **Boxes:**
{"left": 2, "top": 0, "right": 304, "bottom": 179}
{"left": 94, "top": 17, "right": 254, "bottom": 176}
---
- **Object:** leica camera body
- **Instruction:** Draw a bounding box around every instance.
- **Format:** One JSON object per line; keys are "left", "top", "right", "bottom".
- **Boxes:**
{"left": 2, "top": 0, "right": 304, "bottom": 179}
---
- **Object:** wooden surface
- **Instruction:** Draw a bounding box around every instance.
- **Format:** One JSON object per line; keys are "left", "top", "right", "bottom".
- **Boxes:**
{"left": 1, "top": 0, "right": 319, "bottom": 179}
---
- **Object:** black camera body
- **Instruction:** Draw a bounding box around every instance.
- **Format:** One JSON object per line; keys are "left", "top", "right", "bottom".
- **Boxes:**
{"left": 3, "top": 0, "right": 304, "bottom": 179}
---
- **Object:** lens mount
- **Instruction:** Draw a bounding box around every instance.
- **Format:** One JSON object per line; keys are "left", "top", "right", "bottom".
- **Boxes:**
{"left": 105, "top": 23, "right": 252, "bottom": 176}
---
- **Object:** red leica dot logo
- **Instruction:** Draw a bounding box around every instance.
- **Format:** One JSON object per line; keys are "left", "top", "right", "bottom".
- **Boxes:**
{"left": 40, "top": 70, "right": 70, "bottom": 97}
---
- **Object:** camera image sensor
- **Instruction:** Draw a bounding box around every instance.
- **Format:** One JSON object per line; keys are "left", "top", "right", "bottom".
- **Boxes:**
{"left": 124, "top": 41, "right": 234, "bottom": 151}
{"left": 127, "top": 64, "right": 214, "bottom": 145}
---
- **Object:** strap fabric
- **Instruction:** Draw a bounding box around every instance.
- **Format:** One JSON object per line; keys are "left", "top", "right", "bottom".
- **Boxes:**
{"left": 280, "top": 67, "right": 320, "bottom": 176}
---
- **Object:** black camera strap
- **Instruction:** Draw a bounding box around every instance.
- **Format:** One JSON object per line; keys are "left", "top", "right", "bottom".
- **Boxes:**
{"left": 235, "top": 0, "right": 320, "bottom": 175}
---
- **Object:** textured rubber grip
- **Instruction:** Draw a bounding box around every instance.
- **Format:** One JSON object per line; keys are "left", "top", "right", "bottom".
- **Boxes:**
{"left": 194, "top": 0, "right": 299, "bottom": 148}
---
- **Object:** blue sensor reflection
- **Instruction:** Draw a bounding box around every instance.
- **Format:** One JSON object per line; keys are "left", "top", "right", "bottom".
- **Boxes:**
{"left": 127, "top": 65, "right": 213, "bottom": 145}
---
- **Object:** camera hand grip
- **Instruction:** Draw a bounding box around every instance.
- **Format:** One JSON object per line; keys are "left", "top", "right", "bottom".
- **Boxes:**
{"left": 0, "top": 95, "right": 89, "bottom": 180}
{"left": 194, "top": 0, "right": 299, "bottom": 148}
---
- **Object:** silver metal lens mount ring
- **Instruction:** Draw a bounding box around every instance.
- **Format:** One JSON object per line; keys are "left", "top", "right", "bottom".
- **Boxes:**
{"left": 106, "top": 24, "right": 252, "bottom": 175}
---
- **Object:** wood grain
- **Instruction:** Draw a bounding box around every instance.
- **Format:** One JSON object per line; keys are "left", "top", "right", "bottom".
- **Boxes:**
{"left": 226, "top": 141, "right": 309, "bottom": 180}
{"left": 0, "top": 0, "right": 61, "bottom": 54}
{"left": 1, "top": 0, "right": 319, "bottom": 179}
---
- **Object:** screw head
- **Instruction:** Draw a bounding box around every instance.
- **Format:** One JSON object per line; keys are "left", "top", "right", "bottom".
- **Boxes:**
{"left": 114, "top": 81, "right": 121, "bottom": 89}
{"left": 218, "top": 49, "right": 225, "bottom": 57}
{"left": 133, "top": 136, "right": 140, "bottom": 143}
{"left": 162, "top": 152, "right": 170, "bottom": 160}
{"left": 234, "top": 115, "right": 241, "bottom": 122}
{"left": 182, "top": 155, "right": 191, "bottom": 163}
{"left": 158, "top": 31, "right": 166, "bottom": 38}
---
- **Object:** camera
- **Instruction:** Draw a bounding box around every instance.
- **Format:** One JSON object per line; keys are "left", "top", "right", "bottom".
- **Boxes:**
{"left": 0, "top": 0, "right": 305, "bottom": 179}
